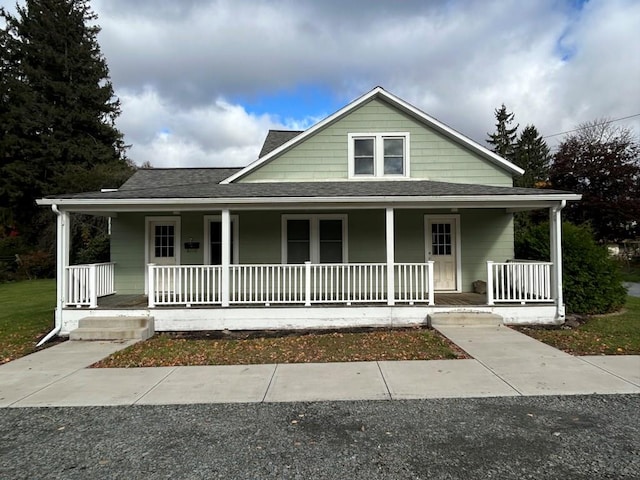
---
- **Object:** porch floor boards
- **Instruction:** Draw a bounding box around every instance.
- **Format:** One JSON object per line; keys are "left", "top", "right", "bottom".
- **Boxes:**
{"left": 94, "top": 292, "right": 488, "bottom": 309}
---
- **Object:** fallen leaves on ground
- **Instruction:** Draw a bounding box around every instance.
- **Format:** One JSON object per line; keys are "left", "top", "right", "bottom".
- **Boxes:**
{"left": 92, "top": 327, "right": 467, "bottom": 368}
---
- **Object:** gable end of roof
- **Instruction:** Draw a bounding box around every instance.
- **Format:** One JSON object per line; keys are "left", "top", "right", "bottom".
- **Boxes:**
{"left": 221, "top": 87, "right": 524, "bottom": 184}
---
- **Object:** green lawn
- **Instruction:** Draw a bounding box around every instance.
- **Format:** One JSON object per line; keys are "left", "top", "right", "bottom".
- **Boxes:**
{"left": 621, "top": 262, "right": 640, "bottom": 282}
{"left": 517, "top": 296, "right": 640, "bottom": 355}
{"left": 0, "top": 279, "right": 57, "bottom": 364}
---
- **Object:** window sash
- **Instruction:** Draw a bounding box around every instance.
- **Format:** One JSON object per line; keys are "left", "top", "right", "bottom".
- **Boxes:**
{"left": 283, "top": 216, "right": 346, "bottom": 264}
{"left": 349, "top": 133, "right": 408, "bottom": 178}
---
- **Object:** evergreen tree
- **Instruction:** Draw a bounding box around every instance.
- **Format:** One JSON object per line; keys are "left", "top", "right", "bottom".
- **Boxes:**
{"left": 0, "top": 0, "right": 132, "bottom": 246}
{"left": 513, "top": 125, "right": 550, "bottom": 188}
{"left": 486, "top": 104, "right": 518, "bottom": 161}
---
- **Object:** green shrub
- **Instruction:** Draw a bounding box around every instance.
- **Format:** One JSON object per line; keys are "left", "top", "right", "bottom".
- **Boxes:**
{"left": 73, "top": 232, "right": 110, "bottom": 264}
{"left": 516, "top": 222, "right": 626, "bottom": 314}
{"left": 16, "top": 250, "right": 55, "bottom": 280}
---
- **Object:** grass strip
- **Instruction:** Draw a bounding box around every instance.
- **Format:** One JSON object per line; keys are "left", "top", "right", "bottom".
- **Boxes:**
{"left": 0, "top": 279, "right": 57, "bottom": 364}
{"left": 517, "top": 296, "right": 640, "bottom": 355}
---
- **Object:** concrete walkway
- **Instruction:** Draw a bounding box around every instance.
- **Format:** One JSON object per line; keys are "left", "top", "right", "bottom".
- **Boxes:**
{"left": 1, "top": 328, "right": 639, "bottom": 408}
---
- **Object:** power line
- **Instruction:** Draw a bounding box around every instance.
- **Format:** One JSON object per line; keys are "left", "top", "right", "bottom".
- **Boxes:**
{"left": 542, "top": 113, "right": 640, "bottom": 139}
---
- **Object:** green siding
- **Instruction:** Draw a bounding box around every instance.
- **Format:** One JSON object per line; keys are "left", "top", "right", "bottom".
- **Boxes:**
{"left": 348, "top": 210, "right": 386, "bottom": 262}
{"left": 110, "top": 213, "right": 146, "bottom": 294}
{"left": 460, "top": 210, "right": 514, "bottom": 290}
{"left": 181, "top": 213, "right": 204, "bottom": 265}
{"left": 238, "top": 211, "right": 282, "bottom": 263}
{"left": 241, "top": 98, "right": 512, "bottom": 186}
{"left": 109, "top": 209, "right": 513, "bottom": 294}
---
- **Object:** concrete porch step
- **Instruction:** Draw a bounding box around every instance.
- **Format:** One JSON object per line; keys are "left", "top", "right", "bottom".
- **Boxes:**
{"left": 428, "top": 312, "right": 503, "bottom": 327}
{"left": 70, "top": 316, "right": 154, "bottom": 341}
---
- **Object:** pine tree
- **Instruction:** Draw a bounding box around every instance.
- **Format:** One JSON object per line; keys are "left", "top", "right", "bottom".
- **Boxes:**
{"left": 486, "top": 104, "right": 518, "bottom": 161}
{"left": 513, "top": 125, "right": 550, "bottom": 188}
{"left": 0, "top": 0, "right": 132, "bottom": 246}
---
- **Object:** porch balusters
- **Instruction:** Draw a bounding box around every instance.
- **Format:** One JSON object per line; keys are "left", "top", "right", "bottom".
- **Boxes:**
{"left": 146, "top": 262, "right": 434, "bottom": 307}
{"left": 65, "top": 262, "right": 116, "bottom": 308}
{"left": 487, "top": 261, "right": 553, "bottom": 304}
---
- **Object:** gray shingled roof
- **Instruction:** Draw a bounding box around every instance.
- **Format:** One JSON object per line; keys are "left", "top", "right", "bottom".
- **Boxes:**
{"left": 119, "top": 168, "right": 241, "bottom": 191}
{"left": 46, "top": 168, "right": 574, "bottom": 200}
{"left": 258, "top": 130, "right": 303, "bottom": 158}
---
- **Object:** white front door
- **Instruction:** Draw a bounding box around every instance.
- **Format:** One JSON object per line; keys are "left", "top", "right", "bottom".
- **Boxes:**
{"left": 426, "top": 216, "right": 459, "bottom": 291}
{"left": 147, "top": 219, "right": 180, "bottom": 294}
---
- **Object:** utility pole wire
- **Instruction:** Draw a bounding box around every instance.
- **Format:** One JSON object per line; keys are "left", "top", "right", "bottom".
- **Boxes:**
{"left": 543, "top": 113, "right": 640, "bottom": 139}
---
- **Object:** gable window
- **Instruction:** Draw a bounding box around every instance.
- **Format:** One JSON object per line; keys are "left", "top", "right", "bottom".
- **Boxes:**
{"left": 348, "top": 132, "right": 410, "bottom": 178}
{"left": 282, "top": 215, "right": 347, "bottom": 264}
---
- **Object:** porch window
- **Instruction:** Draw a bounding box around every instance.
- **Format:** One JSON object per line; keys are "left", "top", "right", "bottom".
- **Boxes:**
{"left": 283, "top": 215, "right": 347, "bottom": 264}
{"left": 209, "top": 221, "right": 235, "bottom": 265}
{"left": 286, "top": 219, "right": 311, "bottom": 263}
{"left": 319, "top": 219, "right": 343, "bottom": 263}
{"left": 348, "top": 132, "right": 410, "bottom": 178}
{"left": 204, "top": 215, "right": 239, "bottom": 265}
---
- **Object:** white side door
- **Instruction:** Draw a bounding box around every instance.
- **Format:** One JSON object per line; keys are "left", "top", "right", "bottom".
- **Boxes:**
{"left": 148, "top": 219, "right": 180, "bottom": 294}
{"left": 425, "top": 216, "right": 459, "bottom": 291}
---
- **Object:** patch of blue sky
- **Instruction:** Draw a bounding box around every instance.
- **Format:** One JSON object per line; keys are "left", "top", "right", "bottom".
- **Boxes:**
{"left": 553, "top": 0, "right": 589, "bottom": 62}
{"left": 233, "top": 84, "right": 344, "bottom": 126}
{"left": 555, "top": 32, "right": 576, "bottom": 62}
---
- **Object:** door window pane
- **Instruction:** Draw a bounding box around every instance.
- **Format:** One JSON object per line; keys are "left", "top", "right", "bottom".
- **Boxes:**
{"left": 319, "top": 219, "right": 343, "bottom": 263}
{"left": 432, "top": 223, "right": 452, "bottom": 256}
{"left": 287, "top": 219, "right": 310, "bottom": 263}
{"left": 154, "top": 225, "right": 175, "bottom": 258}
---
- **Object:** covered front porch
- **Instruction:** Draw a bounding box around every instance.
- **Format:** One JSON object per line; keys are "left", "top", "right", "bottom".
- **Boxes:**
{"left": 43, "top": 198, "right": 569, "bottom": 340}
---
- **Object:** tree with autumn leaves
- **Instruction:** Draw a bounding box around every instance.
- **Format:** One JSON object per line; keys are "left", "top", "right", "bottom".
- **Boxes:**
{"left": 550, "top": 121, "right": 640, "bottom": 242}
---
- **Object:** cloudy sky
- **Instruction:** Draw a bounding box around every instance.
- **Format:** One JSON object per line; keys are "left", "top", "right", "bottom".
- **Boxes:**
{"left": 5, "top": 0, "right": 640, "bottom": 167}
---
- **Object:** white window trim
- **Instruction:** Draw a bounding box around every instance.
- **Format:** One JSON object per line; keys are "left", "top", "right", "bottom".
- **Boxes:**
{"left": 281, "top": 214, "right": 349, "bottom": 264}
{"left": 203, "top": 214, "right": 239, "bottom": 265}
{"left": 144, "top": 215, "right": 181, "bottom": 294}
{"left": 424, "top": 214, "right": 462, "bottom": 292}
{"left": 348, "top": 132, "right": 410, "bottom": 179}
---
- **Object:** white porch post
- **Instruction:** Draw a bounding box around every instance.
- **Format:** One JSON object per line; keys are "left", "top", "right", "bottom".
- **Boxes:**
{"left": 550, "top": 201, "right": 566, "bottom": 319}
{"left": 221, "top": 208, "right": 231, "bottom": 307}
{"left": 55, "top": 207, "right": 70, "bottom": 319}
{"left": 386, "top": 207, "right": 395, "bottom": 306}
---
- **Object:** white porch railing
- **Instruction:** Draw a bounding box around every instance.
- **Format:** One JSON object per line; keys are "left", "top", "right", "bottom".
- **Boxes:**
{"left": 310, "top": 263, "right": 388, "bottom": 304}
{"left": 395, "top": 263, "right": 435, "bottom": 305}
{"left": 65, "top": 262, "right": 116, "bottom": 308}
{"left": 230, "top": 264, "right": 306, "bottom": 304}
{"left": 148, "top": 262, "right": 435, "bottom": 307}
{"left": 487, "top": 260, "right": 553, "bottom": 305}
{"left": 149, "top": 265, "right": 223, "bottom": 307}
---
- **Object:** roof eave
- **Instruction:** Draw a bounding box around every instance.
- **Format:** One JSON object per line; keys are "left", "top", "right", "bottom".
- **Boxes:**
{"left": 37, "top": 193, "right": 582, "bottom": 211}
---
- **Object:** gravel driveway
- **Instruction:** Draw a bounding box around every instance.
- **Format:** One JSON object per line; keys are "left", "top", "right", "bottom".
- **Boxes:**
{"left": 2, "top": 395, "right": 639, "bottom": 479}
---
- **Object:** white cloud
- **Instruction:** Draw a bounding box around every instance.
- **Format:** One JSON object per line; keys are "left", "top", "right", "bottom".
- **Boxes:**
{"left": 82, "top": 0, "right": 640, "bottom": 165}
{"left": 118, "top": 87, "right": 284, "bottom": 167}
